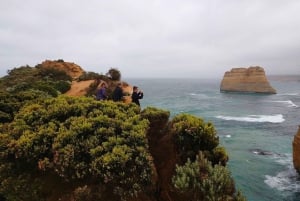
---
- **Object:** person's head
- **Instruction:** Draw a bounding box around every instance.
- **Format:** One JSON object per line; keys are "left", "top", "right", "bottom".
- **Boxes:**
{"left": 117, "top": 82, "right": 122, "bottom": 87}
{"left": 101, "top": 83, "right": 106, "bottom": 88}
{"left": 133, "top": 86, "right": 138, "bottom": 92}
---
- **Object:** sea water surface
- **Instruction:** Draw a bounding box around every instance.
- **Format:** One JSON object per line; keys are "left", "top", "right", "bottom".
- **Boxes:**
{"left": 127, "top": 78, "right": 300, "bottom": 201}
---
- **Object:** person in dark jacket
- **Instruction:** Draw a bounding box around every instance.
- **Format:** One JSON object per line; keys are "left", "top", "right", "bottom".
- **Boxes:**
{"left": 112, "top": 82, "right": 123, "bottom": 101}
{"left": 96, "top": 83, "right": 107, "bottom": 100}
{"left": 131, "top": 86, "right": 143, "bottom": 106}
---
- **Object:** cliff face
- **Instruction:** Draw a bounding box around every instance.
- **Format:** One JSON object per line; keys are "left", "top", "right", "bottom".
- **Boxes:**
{"left": 293, "top": 126, "right": 300, "bottom": 174}
{"left": 220, "top": 66, "right": 276, "bottom": 94}
{"left": 39, "top": 60, "right": 85, "bottom": 79}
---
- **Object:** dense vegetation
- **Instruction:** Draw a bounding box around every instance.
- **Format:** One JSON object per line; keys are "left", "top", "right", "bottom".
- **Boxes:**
{"left": 0, "top": 62, "right": 246, "bottom": 201}
{"left": 0, "top": 65, "right": 72, "bottom": 123}
{"left": 0, "top": 96, "right": 152, "bottom": 201}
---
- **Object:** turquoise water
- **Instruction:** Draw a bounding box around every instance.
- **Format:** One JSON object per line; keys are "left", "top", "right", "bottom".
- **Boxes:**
{"left": 127, "top": 78, "right": 300, "bottom": 201}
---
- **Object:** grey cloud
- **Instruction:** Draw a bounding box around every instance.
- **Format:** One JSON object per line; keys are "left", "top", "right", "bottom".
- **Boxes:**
{"left": 1, "top": 0, "right": 300, "bottom": 78}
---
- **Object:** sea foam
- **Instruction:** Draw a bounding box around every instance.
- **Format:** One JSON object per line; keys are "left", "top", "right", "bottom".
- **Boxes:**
{"left": 216, "top": 114, "right": 285, "bottom": 123}
{"left": 278, "top": 93, "right": 299, "bottom": 96}
{"left": 264, "top": 166, "right": 300, "bottom": 192}
{"left": 265, "top": 154, "right": 300, "bottom": 192}
{"left": 270, "top": 100, "right": 299, "bottom": 108}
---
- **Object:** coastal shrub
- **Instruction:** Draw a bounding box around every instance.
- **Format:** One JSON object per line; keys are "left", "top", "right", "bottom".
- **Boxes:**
{"left": 0, "top": 96, "right": 153, "bottom": 201}
{"left": 106, "top": 68, "right": 121, "bottom": 81}
{"left": 0, "top": 90, "right": 52, "bottom": 123}
{"left": 77, "top": 72, "right": 108, "bottom": 81}
{"left": 210, "top": 146, "right": 229, "bottom": 166}
{"left": 32, "top": 82, "right": 59, "bottom": 97}
{"left": 141, "top": 107, "right": 170, "bottom": 124}
{"left": 1, "top": 66, "right": 37, "bottom": 91}
{"left": 172, "top": 152, "right": 244, "bottom": 201}
{"left": 0, "top": 111, "right": 11, "bottom": 123}
{"left": 0, "top": 64, "right": 71, "bottom": 93}
{"left": 37, "top": 67, "right": 72, "bottom": 81}
{"left": 6, "top": 65, "right": 39, "bottom": 83}
{"left": 170, "top": 113, "right": 220, "bottom": 162}
{"left": 52, "top": 80, "right": 71, "bottom": 93}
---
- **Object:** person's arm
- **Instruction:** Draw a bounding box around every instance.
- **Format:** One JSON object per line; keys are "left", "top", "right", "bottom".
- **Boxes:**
{"left": 138, "top": 92, "right": 143, "bottom": 99}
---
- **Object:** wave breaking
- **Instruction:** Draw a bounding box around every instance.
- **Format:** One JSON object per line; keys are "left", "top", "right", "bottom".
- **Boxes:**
{"left": 264, "top": 167, "right": 300, "bottom": 192}
{"left": 216, "top": 114, "right": 285, "bottom": 123}
{"left": 270, "top": 100, "right": 299, "bottom": 108}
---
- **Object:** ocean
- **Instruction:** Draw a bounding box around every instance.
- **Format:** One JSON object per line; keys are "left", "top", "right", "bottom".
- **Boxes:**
{"left": 127, "top": 77, "right": 300, "bottom": 201}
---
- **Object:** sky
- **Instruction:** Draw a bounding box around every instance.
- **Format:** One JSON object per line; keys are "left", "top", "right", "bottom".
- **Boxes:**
{"left": 1, "top": 0, "right": 300, "bottom": 78}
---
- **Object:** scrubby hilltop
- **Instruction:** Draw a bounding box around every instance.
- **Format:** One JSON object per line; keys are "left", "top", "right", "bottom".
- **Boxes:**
{"left": 0, "top": 60, "right": 247, "bottom": 201}
{"left": 37, "top": 59, "right": 85, "bottom": 79}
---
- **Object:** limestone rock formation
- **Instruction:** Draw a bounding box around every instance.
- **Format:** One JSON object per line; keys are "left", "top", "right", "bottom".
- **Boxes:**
{"left": 39, "top": 60, "right": 85, "bottom": 78}
{"left": 220, "top": 66, "right": 276, "bottom": 94}
{"left": 293, "top": 126, "right": 300, "bottom": 174}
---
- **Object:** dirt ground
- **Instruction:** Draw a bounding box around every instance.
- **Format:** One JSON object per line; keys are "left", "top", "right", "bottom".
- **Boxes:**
{"left": 65, "top": 80, "right": 95, "bottom": 96}
{"left": 65, "top": 80, "right": 133, "bottom": 103}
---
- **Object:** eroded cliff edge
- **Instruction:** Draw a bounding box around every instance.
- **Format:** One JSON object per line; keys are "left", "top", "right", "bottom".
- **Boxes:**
{"left": 220, "top": 66, "right": 276, "bottom": 94}
{"left": 293, "top": 126, "right": 300, "bottom": 174}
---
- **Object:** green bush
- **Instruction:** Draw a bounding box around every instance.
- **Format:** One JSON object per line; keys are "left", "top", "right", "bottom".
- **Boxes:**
{"left": 211, "top": 146, "right": 229, "bottom": 166}
{"left": 77, "top": 72, "right": 108, "bottom": 81}
{"left": 0, "top": 90, "right": 52, "bottom": 123}
{"left": 106, "top": 68, "right": 121, "bottom": 81}
{"left": 53, "top": 80, "right": 71, "bottom": 93}
{"left": 0, "top": 96, "right": 153, "bottom": 201}
{"left": 141, "top": 107, "right": 170, "bottom": 124}
{"left": 170, "top": 113, "right": 220, "bottom": 162}
{"left": 172, "top": 152, "right": 246, "bottom": 201}
{"left": 37, "top": 66, "right": 72, "bottom": 81}
{"left": 33, "top": 82, "right": 59, "bottom": 97}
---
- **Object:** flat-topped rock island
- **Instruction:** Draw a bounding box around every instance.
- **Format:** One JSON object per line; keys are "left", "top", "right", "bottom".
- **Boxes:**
{"left": 220, "top": 66, "right": 276, "bottom": 94}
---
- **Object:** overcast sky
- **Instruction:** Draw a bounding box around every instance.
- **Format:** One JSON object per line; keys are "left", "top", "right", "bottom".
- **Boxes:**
{"left": 1, "top": 0, "right": 300, "bottom": 78}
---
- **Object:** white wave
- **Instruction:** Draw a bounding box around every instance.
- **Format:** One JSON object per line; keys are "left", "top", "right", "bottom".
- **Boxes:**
{"left": 279, "top": 93, "right": 299, "bottom": 96}
{"left": 220, "top": 134, "right": 232, "bottom": 138}
{"left": 216, "top": 114, "right": 285, "bottom": 123}
{"left": 265, "top": 154, "right": 300, "bottom": 192}
{"left": 188, "top": 93, "right": 211, "bottom": 99}
{"left": 189, "top": 93, "right": 197, "bottom": 96}
{"left": 264, "top": 166, "right": 300, "bottom": 192}
{"left": 273, "top": 153, "right": 292, "bottom": 165}
{"left": 270, "top": 100, "right": 299, "bottom": 108}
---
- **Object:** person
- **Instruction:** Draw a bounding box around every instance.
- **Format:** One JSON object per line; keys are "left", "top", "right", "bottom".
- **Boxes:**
{"left": 96, "top": 82, "right": 107, "bottom": 100}
{"left": 131, "top": 86, "right": 143, "bottom": 106}
{"left": 112, "top": 82, "right": 123, "bottom": 101}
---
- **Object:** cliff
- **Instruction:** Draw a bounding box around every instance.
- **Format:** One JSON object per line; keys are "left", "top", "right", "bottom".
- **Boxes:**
{"left": 220, "top": 66, "right": 276, "bottom": 94}
{"left": 0, "top": 61, "right": 246, "bottom": 201}
{"left": 293, "top": 126, "right": 300, "bottom": 174}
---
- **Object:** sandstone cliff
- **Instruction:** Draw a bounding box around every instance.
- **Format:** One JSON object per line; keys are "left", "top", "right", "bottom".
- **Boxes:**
{"left": 220, "top": 66, "right": 276, "bottom": 94}
{"left": 39, "top": 60, "right": 85, "bottom": 78}
{"left": 293, "top": 126, "right": 300, "bottom": 174}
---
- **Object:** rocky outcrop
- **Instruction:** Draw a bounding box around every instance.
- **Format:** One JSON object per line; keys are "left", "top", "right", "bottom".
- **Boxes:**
{"left": 220, "top": 66, "right": 276, "bottom": 94}
{"left": 39, "top": 60, "right": 85, "bottom": 79}
{"left": 293, "top": 126, "right": 300, "bottom": 174}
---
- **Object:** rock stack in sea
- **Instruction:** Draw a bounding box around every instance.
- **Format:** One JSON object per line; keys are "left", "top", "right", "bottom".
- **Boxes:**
{"left": 293, "top": 126, "right": 300, "bottom": 174}
{"left": 220, "top": 66, "right": 276, "bottom": 94}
